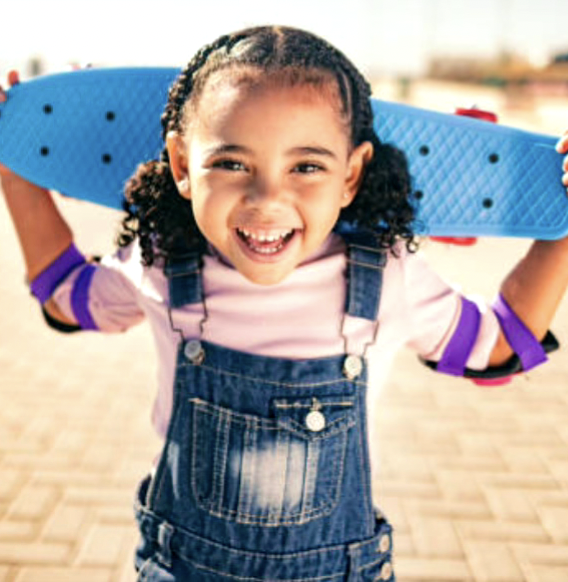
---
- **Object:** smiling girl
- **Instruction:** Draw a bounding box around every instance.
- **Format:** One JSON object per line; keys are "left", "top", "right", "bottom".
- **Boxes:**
{"left": 2, "top": 25, "right": 568, "bottom": 581}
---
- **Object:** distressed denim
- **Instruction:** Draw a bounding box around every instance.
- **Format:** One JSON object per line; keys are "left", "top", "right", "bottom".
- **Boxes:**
{"left": 134, "top": 233, "right": 395, "bottom": 581}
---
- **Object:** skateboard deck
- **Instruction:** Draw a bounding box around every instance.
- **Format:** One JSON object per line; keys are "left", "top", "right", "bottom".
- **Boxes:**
{"left": 0, "top": 67, "right": 566, "bottom": 239}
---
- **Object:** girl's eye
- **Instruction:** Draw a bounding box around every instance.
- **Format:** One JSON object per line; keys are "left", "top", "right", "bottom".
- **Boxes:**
{"left": 211, "top": 159, "right": 247, "bottom": 172}
{"left": 293, "top": 162, "right": 325, "bottom": 174}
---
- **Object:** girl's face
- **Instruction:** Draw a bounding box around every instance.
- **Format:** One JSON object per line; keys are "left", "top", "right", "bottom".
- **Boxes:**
{"left": 168, "top": 78, "right": 373, "bottom": 285}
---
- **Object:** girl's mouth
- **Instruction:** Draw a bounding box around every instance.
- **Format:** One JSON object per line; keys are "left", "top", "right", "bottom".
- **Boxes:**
{"left": 236, "top": 227, "right": 297, "bottom": 256}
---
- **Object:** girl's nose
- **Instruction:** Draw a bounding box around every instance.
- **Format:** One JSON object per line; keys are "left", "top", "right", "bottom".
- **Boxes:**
{"left": 247, "top": 178, "right": 286, "bottom": 207}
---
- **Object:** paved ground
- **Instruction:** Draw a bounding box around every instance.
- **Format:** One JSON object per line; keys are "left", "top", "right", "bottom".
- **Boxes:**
{"left": 1, "top": 82, "right": 567, "bottom": 581}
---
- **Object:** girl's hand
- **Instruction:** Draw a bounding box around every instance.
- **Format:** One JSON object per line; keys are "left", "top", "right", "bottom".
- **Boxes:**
{"left": 0, "top": 71, "right": 20, "bottom": 180}
{"left": 556, "top": 130, "right": 568, "bottom": 193}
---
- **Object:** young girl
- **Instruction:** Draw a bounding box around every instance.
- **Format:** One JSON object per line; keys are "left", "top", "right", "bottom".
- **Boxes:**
{"left": 2, "top": 25, "right": 568, "bottom": 582}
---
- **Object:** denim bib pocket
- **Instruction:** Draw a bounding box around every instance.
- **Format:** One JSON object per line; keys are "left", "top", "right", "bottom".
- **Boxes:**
{"left": 189, "top": 396, "right": 355, "bottom": 526}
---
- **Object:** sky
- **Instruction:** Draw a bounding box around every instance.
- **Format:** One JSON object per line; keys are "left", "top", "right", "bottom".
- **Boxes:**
{"left": 1, "top": 0, "right": 568, "bottom": 78}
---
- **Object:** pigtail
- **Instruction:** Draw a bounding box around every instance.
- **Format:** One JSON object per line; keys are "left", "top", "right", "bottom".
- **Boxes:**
{"left": 341, "top": 131, "right": 417, "bottom": 254}
{"left": 118, "top": 156, "right": 203, "bottom": 266}
{"left": 323, "top": 45, "right": 418, "bottom": 254}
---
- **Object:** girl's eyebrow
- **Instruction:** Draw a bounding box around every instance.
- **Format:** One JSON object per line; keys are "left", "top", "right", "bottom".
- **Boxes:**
{"left": 287, "top": 146, "right": 338, "bottom": 159}
{"left": 202, "top": 144, "right": 251, "bottom": 158}
{"left": 202, "top": 144, "right": 338, "bottom": 160}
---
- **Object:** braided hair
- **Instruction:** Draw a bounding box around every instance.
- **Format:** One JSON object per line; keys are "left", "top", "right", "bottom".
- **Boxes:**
{"left": 118, "top": 26, "right": 418, "bottom": 266}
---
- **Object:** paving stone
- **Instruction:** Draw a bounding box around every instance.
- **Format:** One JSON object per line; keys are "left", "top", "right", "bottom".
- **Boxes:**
{"left": 409, "top": 515, "right": 465, "bottom": 558}
{"left": 0, "top": 542, "right": 70, "bottom": 565}
{"left": 6, "top": 485, "right": 60, "bottom": 521}
{"left": 15, "top": 568, "right": 112, "bottom": 582}
{"left": 395, "top": 556, "right": 474, "bottom": 581}
{"left": 520, "top": 563, "right": 568, "bottom": 582}
{"left": 41, "top": 503, "right": 91, "bottom": 542}
{"left": 536, "top": 506, "right": 568, "bottom": 544}
{"left": 76, "top": 524, "right": 136, "bottom": 568}
{"left": 462, "top": 541, "right": 525, "bottom": 582}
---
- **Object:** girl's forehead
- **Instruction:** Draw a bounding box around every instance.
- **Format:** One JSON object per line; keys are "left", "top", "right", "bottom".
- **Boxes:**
{"left": 186, "top": 67, "right": 348, "bottom": 129}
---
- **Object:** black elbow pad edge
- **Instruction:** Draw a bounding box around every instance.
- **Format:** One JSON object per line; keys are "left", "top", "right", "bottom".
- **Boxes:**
{"left": 423, "top": 330, "right": 560, "bottom": 379}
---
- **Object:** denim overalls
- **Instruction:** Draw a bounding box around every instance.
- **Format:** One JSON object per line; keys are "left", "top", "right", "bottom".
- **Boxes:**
{"left": 134, "top": 232, "right": 395, "bottom": 581}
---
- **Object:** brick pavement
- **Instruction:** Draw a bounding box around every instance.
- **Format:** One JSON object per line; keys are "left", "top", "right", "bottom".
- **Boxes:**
{"left": 1, "top": 86, "right": 568, "bottom": 582}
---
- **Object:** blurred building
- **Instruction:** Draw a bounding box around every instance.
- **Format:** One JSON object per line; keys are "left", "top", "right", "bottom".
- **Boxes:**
{"left": 427, "top": 50, "right": 568, "bottom": 97}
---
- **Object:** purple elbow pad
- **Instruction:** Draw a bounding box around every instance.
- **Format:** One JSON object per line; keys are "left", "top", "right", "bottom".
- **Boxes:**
{"left": 493, "top": 294, "right": 547, "bottom": 371}
{"left": 30, "top": 244, "right": 86, "bottom": 304}
{"left": 70, "top": 264, "right": 99, "bottom": 330}
{"left": 437, "top": 297, "right": 481, "bottom": 376}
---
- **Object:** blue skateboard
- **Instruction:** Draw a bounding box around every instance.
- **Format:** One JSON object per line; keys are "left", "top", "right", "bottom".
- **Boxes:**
{"left": 0, "top": 67, "right": 566, "bottom": 239}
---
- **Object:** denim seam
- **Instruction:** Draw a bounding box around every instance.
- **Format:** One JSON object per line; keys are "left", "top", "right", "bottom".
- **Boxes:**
{"left": 346, "top": 259, "right": 386, "bottom": 271}
{"left": 175, "top": 553, "right": 345, "bottom": 581}
{"left": 273, "top": 400, "right": 354, "bottom": 409}
{"left": 191, "top": 399, "right": 355, "bottom": 440}
{"left": 355, "top": 392, "right": 373, "bottom": 533}
{"left": 182, "top": 365, "right": 366, "bottom": 388}
{"left": 136, "top": 503, "right": 388, "bottom": 560}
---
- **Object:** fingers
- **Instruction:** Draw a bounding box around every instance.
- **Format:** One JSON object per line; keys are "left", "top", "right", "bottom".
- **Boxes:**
{"left": 556, "top": 131, "right": 568, "bottom": 154}
{"left": 556, "top": 131, "right": 568, "bottom": 192}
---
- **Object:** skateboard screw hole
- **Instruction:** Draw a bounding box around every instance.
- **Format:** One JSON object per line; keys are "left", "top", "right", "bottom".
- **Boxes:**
{"left": 414, "top": 190, "right": 424, "bottom": 200}
{"left": 482, "top": 198, "right": 493, "bottom": 209}
{"left": 489, "top": 153, "right": 499, "bottom": 164}
{"left": 106, "top": 111, "right": 115, "bottom": 121}
{"left": 43, "top": 104, "right": 53, "bottom": 114}
{"left": 40, "top": 146, "right": 50, "bottom": 156}
{"left": 102, "top": 154, "right": 112, "bottom": 164}
{"left": 419, "top": 145, "right": 430, "bottom": 156}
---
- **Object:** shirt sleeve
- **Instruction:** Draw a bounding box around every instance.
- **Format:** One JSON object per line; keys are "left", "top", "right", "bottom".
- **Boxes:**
{"left": 399, "top": 248, "right": 500, "bottom": 372}
{"left": 50, "top": 242, "right": 146, "bottom": 332}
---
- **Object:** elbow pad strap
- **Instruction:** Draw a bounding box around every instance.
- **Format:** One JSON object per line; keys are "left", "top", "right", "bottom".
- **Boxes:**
{"left": 436, "top": 297, "right": 481, "bottom": 377}
{"left": 493, "top": 293, "right": 548, "bottom": 371}
{"left": 30, "top": 243, "right": 86, "bottom": 304}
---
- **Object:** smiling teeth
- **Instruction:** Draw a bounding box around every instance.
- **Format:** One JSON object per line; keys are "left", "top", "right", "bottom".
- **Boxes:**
{"left": 237, "top": 228, "right": 295, "bottom": 255}
{"left": 238, "top": 228, "right": 294, "bottom": 242}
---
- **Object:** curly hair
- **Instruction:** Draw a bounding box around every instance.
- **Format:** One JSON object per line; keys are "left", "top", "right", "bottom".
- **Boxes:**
{"left": 117, "top": 25, "right": 418, "bottom": 266}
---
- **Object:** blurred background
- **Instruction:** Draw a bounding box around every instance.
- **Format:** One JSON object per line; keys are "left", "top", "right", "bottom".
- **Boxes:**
{"left": 3, "top": 0, "right": 568, "bottom": 132}
{"left": 1, "top": 2, "right": 568, "bottom": 581}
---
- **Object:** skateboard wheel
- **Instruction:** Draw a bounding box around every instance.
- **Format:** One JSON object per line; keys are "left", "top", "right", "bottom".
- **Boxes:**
{"left": 429, "top": 236, "right": 478, "bottom": 246}
{"left": 455, "top": 107, "right": 498, "bottom": 123}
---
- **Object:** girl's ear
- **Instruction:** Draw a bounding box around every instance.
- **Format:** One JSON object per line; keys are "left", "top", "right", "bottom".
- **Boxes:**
{"left": 166, "top": 131, "right": 191, "bottom": 199}
{"left": 342, "top": 141, "right": 374, "bottom": 207}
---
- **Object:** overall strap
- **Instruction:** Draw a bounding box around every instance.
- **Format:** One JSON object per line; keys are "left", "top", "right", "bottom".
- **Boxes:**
{"left": 343, "top": 231, "right": 387, "bottom": 321}
{"left": 164, "top": 252, "right": 203, "bottom": 308}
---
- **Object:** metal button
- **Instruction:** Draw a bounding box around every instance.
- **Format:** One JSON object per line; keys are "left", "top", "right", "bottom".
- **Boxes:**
{"left": 379, "top": 561, "right": 393, "bottom": 580}
{"left": 305, "top": 410, "right": 326, "bottom": 432}
{"left": 184, "top": 340, "right": 204, "bottom": 364}
{"left": 378, "top": 533, "right": 391, "bottom": 553}
{"left": 343, "top": 354, "right": 363, "bottom": 380}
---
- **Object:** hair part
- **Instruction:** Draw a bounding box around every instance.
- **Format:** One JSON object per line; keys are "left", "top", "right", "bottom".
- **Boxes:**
{"left": 118, "top": 25, "right": 418, "bottom": 267}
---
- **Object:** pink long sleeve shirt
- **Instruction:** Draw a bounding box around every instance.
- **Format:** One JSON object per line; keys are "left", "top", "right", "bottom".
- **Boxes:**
{"left": 50, "top": 234, "right": 500, "bottom": 483}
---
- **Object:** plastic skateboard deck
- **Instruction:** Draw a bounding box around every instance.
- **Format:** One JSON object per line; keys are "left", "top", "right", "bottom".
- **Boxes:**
{"left": 0, "top": 67, "right": 566, "bottom": 239}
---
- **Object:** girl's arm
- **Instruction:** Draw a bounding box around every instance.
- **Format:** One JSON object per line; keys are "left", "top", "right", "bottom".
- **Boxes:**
{"left": 1, "top": 73, "right": 77, "bottom": 324}
{"left": 490, "top": 237, "right": 568, "bottom": 366}
{"left": 488, "top": 131, "right": 568, "bottom": 367}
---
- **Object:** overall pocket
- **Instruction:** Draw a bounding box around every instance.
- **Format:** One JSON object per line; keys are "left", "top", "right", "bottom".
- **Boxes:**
{"left": 190, "top": 396, "right": 356, "bottom": 526}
